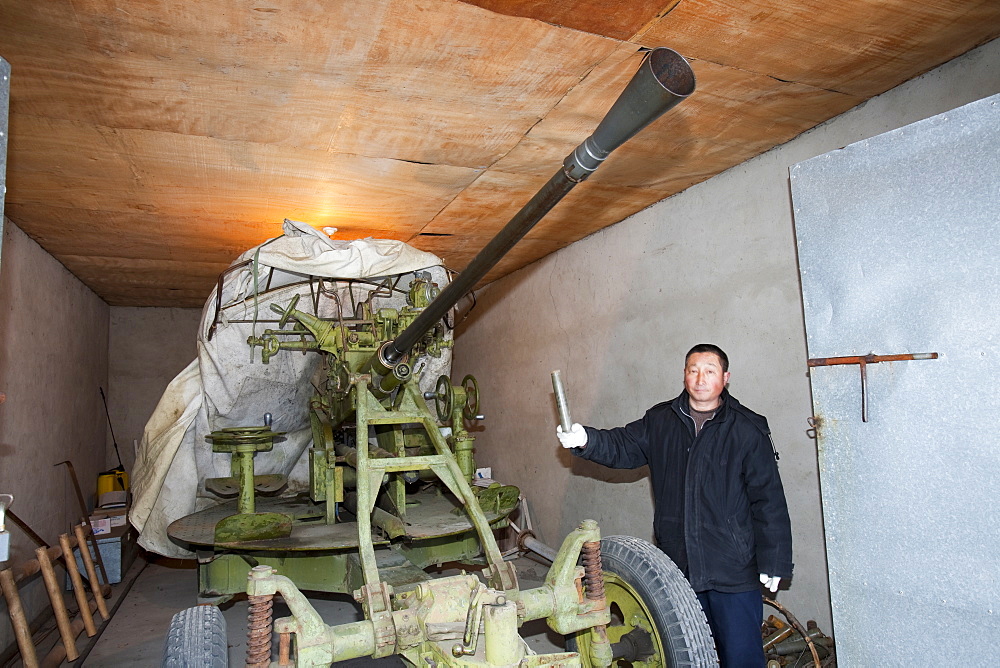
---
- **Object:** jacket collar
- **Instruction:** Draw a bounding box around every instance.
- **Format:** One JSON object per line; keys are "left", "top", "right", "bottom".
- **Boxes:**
{"left": 673, "top": 388, "right": 734, "bottom": 421}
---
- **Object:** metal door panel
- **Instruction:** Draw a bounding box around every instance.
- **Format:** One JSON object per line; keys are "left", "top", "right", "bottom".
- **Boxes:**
{"left": 791, "top": 94, "right": 1000, "bottom": 665}
{"left": 1, "top": 57, "right": 9, "bottom": 265}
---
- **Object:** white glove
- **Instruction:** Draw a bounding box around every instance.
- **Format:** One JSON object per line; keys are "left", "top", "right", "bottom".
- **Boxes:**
{"left": 556, "top": 423, "right": 588, "bottom": 449}
{"left": 760, "top": 573, "right": 781, "bottom": 593}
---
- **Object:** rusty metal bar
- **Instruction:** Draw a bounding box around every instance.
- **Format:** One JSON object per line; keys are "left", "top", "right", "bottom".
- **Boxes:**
{"left": 5, "top": 508, "right": 49, "bottom": 548}
{"left": 55, "top": 461, "right": 111, "bottom": 587}
{"left": 59, "top": 533, "right": 97, "bottom": 637}
{"left": 807, "top": 352, "right": 938, "bottom": 421}
{"left": 208, "top": 258, "right": 254, "bottom": 340}
{"left": 806, "top": 352, "right": 938, "bottom": 366}
{"left": 279, "top": 631, "right": 291, "bottom": 665}
{"left": 763, "top": 625, "right": 794, "bottom": 651}
{"left": 35, "top": 545, "right": 79, "bottom": 662}
{"left": 0, "top": 524, "right": 110, "bottom": 667}
{"left": 1, "top": 567, "right": 39, "bottom": 668}
{"left": 764, "top": 596, "right": 820, "bottom": 668}
{"left": 4, "top": 511, "right": 107, "bottom": 598}
{"left": 74, "top": 524, "right": 110, "bottom": 620}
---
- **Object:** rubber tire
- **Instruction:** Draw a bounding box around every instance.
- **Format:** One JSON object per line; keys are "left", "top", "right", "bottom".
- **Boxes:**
{"left": 567, "top": 535, "right": 718, "bottom": 668}
{"left": 162, "top": 605, "right": 228, "bottom": 668}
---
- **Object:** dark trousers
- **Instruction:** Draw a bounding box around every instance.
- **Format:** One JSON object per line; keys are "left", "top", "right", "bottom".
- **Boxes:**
{"left": 696, "top": 589, "right": 766, "bottom": 668}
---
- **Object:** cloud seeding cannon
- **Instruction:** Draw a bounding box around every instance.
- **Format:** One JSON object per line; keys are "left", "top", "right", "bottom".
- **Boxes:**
{"left": 164, "top": 48, "right": 713, "bottom": 667}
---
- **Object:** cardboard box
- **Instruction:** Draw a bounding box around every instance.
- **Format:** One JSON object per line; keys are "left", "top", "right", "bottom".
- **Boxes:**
{"left": 90, "top": 517, "right": 112, "bottom": 535}
{"left": 91, "top": 507, "right": 128, "bottom": 528}
{"left": 98, "top": 490, "right": 128, "bottom": 508}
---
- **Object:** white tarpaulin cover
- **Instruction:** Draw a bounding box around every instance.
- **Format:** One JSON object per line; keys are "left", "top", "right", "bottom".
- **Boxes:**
{"left": 131, "top": 220, "right": 451, "bottom": 557}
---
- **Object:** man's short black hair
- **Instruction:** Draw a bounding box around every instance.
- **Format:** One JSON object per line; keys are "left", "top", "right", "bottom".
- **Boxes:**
{"left": 685, "top": 344, "right": 729, "bottom": 372}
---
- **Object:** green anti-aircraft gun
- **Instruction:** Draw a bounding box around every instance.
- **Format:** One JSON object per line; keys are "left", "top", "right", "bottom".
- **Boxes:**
{"left": 164, "top": 48, "right": 715, "bottom": 667}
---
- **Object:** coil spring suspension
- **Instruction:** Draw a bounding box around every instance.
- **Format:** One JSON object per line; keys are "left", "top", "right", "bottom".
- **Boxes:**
{"left": 246, "top": 594, "right": 274, "bottom": 668}
{"left": 582, "top": 540, "right": 605, "bottom": 600}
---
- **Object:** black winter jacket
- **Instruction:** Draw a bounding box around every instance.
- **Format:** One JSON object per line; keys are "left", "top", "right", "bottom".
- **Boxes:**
{"left": 573, "top": 389, "right": 793, "bottom": 593}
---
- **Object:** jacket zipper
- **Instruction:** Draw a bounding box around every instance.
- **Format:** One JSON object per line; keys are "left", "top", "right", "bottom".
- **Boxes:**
{"left": 679, "top": 402, "right": 716, "bottom": 587}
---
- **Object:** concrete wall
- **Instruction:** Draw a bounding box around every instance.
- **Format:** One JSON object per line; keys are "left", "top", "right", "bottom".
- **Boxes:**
{"left": 106, "top": 307, "right": 201, "bottom": 474}
{"left": 0, "top": 218, "right": 109, "bottom": 651}
{"left": 453, "top": 37, "right": 1000, "bottom": 634}
{"left": 0, "top": 225, "right": 201, "bottom": 654}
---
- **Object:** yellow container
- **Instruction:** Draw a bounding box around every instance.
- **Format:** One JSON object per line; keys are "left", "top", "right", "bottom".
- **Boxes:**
{"left": 97, "top": 469, "right": 129, "bottom": 495}
{"left": 97, "top": 469, "right": 129, "bottom": 508}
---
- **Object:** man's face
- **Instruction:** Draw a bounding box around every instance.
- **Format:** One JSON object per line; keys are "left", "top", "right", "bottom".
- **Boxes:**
{"left": 684, "top": 352, "right": 730, "bottom": 410}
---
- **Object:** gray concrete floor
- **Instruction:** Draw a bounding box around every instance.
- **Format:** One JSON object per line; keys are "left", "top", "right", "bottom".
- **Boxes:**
{"left": 79, "top": 552, "right": 565, "bottom": 666}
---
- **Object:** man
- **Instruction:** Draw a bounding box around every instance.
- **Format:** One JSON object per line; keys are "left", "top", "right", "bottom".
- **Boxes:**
{"left": 556, "top": 343, "right": 792, "bottom": 667}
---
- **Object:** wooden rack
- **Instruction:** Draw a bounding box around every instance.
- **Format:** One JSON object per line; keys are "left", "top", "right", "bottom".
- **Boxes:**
{"left": 1, "top": 524, "right": 110, "bottom": 667}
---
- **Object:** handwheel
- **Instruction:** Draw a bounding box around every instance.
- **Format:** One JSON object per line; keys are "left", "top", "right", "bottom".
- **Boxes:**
{"left": 567, "top": 536, "right": 718, "bottom": 668}
{"left": 433, "top": 374, "right": 453, "bottom": 422}
{"left": 461, "top": 374, "right": 480, "bottom": 420}
{"left": 277, "top": 293, "right": 300, "bottom": 327}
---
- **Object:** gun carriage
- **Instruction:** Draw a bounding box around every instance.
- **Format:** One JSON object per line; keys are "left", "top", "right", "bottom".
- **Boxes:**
{"left": 163, "top": 47, "right": 713, "bottom": 668}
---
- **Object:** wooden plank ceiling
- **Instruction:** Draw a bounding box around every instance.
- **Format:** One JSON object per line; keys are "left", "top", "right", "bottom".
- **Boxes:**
{"left": 2, "top": 0, "right": 998, "bottom": 306}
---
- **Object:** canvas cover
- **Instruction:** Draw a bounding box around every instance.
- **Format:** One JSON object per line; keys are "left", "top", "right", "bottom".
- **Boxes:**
{"left": 130, "top": 220, "right": 451, "bottom": 557}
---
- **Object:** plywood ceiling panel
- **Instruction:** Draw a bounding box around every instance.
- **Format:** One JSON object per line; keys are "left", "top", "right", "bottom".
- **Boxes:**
{"left": 60, "top": 255, "right": 230, "bottom": 308}
{"left": 9, "top": 115, "right": 479, "bottom": 232}
{"left": 0, "top": 0, "right": 994, "bottom": 306}
{"left": 63, "top": 255, "right": 226, "bottom": 289}
{"left": 457, "top": 0, "right": 681, "bottom": 42}
{"left": 410, "top": 233, "right": 565, "bottom": 286}
{"left": 584, "top": 59, "right": 863, "bottom": 189}
{"left": 3, "top": 204, "right": 263, "bottom": 265}
{"left": 493, "top": 50, "right": 862, "bottom": 186}
{"left": 418, "top": 169, "right": 669, "bottom": 247}
{"left": 640, "top": 0, "right": 1000, "bottom": 98}
{"left": 326, "top": 0, "right": 621, "bottom": 167}
{"left": 7, "top": 1, "right": 383, "bottom": 148}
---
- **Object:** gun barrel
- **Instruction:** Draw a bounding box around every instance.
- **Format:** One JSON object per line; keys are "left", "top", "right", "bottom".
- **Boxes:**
{"left": 385, "top": 48, "right": 695, "bottom": 363}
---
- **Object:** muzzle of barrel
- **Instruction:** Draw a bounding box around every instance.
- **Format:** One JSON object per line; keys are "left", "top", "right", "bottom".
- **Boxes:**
{"left": 563, "top": 48, "right": 695, "bottom": 182}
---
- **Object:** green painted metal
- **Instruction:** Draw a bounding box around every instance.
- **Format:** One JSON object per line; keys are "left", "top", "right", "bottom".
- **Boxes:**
{"left": 235, "top": 450, "right": 256, "bottom": 514}
{"left": 167, "top": 46, "right": 701, "bottom": 665}
{"left": 483, "top": 600, "right": 519, "bottom": 663}
{"left": 180, "top": 278, "right": 615, "bottom": 663}
{"left": 205, "top": 428, "right": 278, "bottom": 515}
{"left": 239, "top": 521, "right": 612, "bottom": 667}
{"left": 308, "top": 447, "right": 328, "bottom": 502}
{"left": 200, "top": 552, "right": 352, "bottom": 596}
{"left": 474, "top": 484, "right": 519, "bottom": 516}
{"left": 214, "top": 511, "right": 292, "bottom": 543}
{"left": 397, "top": 531, "right": 482, "bottom": 570}
{"left": 249, "top": 566, "right": 374, "bottom": 666}
{"left": 202, "top": 426, "right": 296, "bottom": 542}
{"left": 180, "top": 278, "right": 613, "bottom": 664}
{"left": 448, "top": 376, "right": 478, "bottom": 481}
{"left": 569, "top": 571, "right": 665, "bottom": 668}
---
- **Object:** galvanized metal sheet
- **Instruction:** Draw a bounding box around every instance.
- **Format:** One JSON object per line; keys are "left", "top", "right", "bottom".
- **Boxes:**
{"left": 791, "top": 94, "right": 1000, "bottom": 666}
{"left": 0, "top": 57, "right": 9, "bottom": 263}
